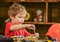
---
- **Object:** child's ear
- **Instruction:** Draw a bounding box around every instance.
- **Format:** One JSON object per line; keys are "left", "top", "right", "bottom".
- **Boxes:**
{"left": 10, "top": 15, "right": 15, "bottom": 19}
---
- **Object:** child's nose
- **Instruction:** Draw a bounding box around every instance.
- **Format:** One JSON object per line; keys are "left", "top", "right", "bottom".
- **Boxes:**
{"left": 21, "top": 19, "right": 23, "bottom": 21}
{"left": 21, "top": 19, "right": 24, "bottom": 21}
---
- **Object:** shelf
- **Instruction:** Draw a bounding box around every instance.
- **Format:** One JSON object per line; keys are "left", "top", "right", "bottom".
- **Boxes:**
{"left": 45, "top": 22, "right": 57, "bottom": 24}
{"left": 5, "top": 0, "right": 58, "bottom": 2}
{"left": 24, "top": 22, "right": 57, "bottom": 24}
{"left": 4, "top": 1, "right": 58, "bottom": 2}
{"left": 46, "top": 1, "right": 58, "bottom": 2}
{"left": 24, "top": 22, "right": 46, "bottom": 24}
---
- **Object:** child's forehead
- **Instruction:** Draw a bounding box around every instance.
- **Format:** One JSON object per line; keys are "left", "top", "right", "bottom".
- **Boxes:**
{"left": 16, "top": 13, "right": 26, "bottom": 16}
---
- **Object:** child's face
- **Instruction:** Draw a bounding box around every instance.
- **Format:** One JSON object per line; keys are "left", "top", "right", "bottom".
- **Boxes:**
{"left": 11, "top": 12, "right": 26, "bottom": 24}
{"left": 15, "top": 13, "right": 26, "bottom": 24}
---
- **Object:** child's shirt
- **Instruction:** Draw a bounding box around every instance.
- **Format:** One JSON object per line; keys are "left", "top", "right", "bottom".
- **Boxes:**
{"left": 5, "top": 22, "right": 31, "bottom": 38}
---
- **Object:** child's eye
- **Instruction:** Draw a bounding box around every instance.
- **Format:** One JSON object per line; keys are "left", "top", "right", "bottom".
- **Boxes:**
{"left": 19, "top": 15, "right": 25, "bottom": 18}
{"left": 19, "top": 16, "right": 23, "bottom": 18}
{"left": 19, "top": 16, "right": 21, "bottom": 18}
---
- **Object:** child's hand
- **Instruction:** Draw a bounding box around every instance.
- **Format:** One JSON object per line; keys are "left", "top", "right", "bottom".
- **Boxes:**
{"left": 34, "top": 33, "right": 40, "bottom": 38}
{"left": 27, "top": 24, "right": 35, "bottom": 30}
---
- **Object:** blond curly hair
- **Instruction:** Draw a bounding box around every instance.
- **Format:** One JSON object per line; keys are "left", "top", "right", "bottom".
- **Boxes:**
{"left": 5, "top": 3, "right": 26, "bottom": 23}
{"left": 8, "top": 3, "right": 26, "bottom": 16}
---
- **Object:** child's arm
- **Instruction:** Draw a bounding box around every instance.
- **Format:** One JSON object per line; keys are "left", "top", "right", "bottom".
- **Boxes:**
{"left": 10, "top": 24, "right": 35, "bottom": 31}
{"left": 10, "top": 24, "right": 27, "bottom": 31}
